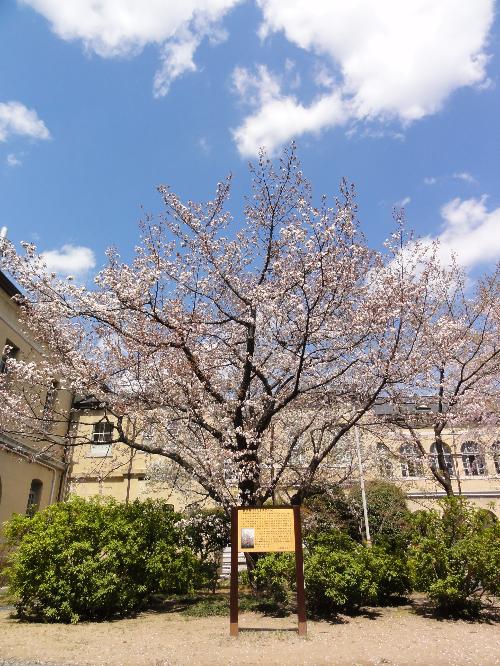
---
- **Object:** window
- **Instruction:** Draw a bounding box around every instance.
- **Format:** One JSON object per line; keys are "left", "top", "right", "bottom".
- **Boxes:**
{"left": 42, "top": 379, "right": 59, "bottom": 431}
{"left": 90, "top": 421, "right": 113, "bottom": 457}
{"left": 430, "top": 442, "right": 455, "bottom": 477}
{"left": 492, "top": 441, "right": 500, "bottom": 475}
{"left": 26, "top": 479, "right": 43, "bottom": 515}
{"left": 0, "top": 340, "right": 19, "bottom": 374}
{"left": 461, "top": 441, "right": 487, "bottom": 476}
{"left": 377, "top": 443, "right": 393, "bottom": 478}
{"left": 400, "top": 443, "right": 423, "bottom": 478}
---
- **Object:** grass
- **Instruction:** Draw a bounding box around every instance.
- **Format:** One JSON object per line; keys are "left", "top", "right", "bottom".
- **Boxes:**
{"left": 152, "top": 592, "right": 291, "bottom": 618}
{"left": 0, "top": 588, "right": 17, "bottom": 607}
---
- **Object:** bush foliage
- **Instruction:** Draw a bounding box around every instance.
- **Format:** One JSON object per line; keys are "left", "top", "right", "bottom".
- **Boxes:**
{"left": 349, "top": 481, "right": 411, "bottom": 551}
{"left": 180, "top": 509, "right": 230, "bottom": 592}
{"left": 304, "top": 530, "right": 411, "bottom": 614}
{"left": 5, "top": 487, "right": 497, "bottom": 623}
{"left": 5, "top": 497, "right": 200, "bottom": 623}
{"left": 408, "top": 498, "right": 500, "bottom": 616}
{"left": 252, "top": 553, "right": 295, "bottom": 604}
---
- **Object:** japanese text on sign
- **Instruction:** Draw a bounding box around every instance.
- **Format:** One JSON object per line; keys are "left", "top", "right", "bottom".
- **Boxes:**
{"left": 237, "top": 508, "right": 295, "bottom": 552}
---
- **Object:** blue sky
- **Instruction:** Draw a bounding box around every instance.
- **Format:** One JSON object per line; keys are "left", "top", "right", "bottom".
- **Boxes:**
{"left": 0, "top": 0, "right": 499, "bottom": 276}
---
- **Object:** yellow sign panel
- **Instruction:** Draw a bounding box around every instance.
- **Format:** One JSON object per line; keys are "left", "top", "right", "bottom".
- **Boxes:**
{"left": 237, "top": 508, "right": 295, "bottom": 552}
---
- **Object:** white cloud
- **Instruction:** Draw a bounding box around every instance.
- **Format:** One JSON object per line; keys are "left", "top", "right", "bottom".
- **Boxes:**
{"left": 395, "top": 196, "right": 411, "bottom": 208}
{"left": 6, "top": 153, "right": 22, "bottom": 167}
{"left": 0, "top": 101, "right": 50, "bottom": 142}
{"left": 21, "top": 0, "right": 241, "bottom": 96}
{"left": 232, "top": 65, "right": 282, "bottom": 106}
{"left": 153, "top": 29, "right": 200, "bottom": 97}
{"left": 231, "top": 65, "right": 347, "bottom": 156}
{"left": 233, "top": 0, "right": 494, "bottom": 155}
{"left": 427, "top": 196, "right": 500, "bottom": 268}
{"left": 233, "top": 90, "right": 347, "bottom": 158}
{"left": 453, "top": 171, "right": 477, "bottom": 184}
{"left": 41, "top": 244, "right": 96, "bottom": 276}
{"left": 198, "top": 136, "right": 211, "bottom": 155}
{"left": 424, "top": 176, "right": 437, "bottom": 186}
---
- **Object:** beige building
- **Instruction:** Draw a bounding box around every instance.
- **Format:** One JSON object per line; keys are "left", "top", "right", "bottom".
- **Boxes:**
{"left": 0, "top": 270, "right": 72, "bottom": 530}
{"left": 67, "top": 400, "right": 500, "bottom": 517}
{"left": 67, "top": 401, "right": 203, "bottom": 511}
{"left": 372, "top": 400, "right": 500, "bottom": 516}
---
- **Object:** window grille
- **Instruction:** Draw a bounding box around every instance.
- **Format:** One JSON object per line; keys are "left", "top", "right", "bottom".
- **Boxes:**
{"left": 26, "top": 479, "right": 43, "bottom": 515}
{"left": 377, "top": 443, "right": 393, "bottom": 477}
{"left": 430, "top": 442, "right": 455, "bottom": 477}
{"left": 493, "top": 441, "right": 500, "bottom": 475}
{"left": 400, "top": 443, "right": 423, "bottom": 478}
{"left": 90, "top": 421, "right": 113, "bottom": 457}
{"left": 461, "top": 441, "right": 487, "bottom": 476}
{"left": 42, "top": 380, "right": 59, "bottom": 431}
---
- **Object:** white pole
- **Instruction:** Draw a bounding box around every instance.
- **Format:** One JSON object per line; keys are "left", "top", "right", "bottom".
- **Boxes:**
{"left": 354, "top": 425, "right": 371, "bottom": 546}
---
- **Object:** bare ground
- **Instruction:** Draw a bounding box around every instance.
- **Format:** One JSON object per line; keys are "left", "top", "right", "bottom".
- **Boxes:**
{"left": 0, "top": 602, "right": 499, "bottom": 666}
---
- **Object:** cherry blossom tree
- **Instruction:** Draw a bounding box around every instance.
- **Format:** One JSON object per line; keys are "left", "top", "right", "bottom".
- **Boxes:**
{"left": 374, "top": 262, "right": 500, "bottom": 496}
{"left": 0, "top": 145, "right": 452, "bottom": 510}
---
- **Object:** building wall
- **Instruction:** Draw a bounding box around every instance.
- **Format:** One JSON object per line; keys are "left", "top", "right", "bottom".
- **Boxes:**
{"left": 0, "top": 447, "right": 64, "bottom": 527}
{"left": 0, "top": 272, "right": 70, "bottom": 532}
{"left": 68, "top": 408, "right": 500, "bottom": 516}
{"left": 369, "top": 425, "right": 500, "bottom": 516}
{"left": 68, "top": 409, "right": 206, "bottom": 512}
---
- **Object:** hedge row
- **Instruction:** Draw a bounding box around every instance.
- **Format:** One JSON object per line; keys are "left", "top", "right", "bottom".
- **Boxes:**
{"left": 3, "top": 489, "right": 499, "bottom": 622}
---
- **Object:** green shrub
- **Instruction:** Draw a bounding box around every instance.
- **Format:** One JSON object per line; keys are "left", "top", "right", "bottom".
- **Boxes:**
{"left": 349, "top": 481, "right": 411, "bottom": 551}
{"left": 370, "top": 547, "right": 411, "bottom": 601}
{"left": 252, "top": 553, "right": 295, "bottom": 605}
{"left": 302, "top": 485, "right": 358, "bottom": 540}
{"left": 408, "top": 498, "right": 500, "bottom": 616}
{"left": 304, "top": 531, "right": 411, "bottom": 615}
{"left": 304, "top": 527, "right": 358, "bottom": 552}
{"left": 4, "top": 497, "right": 200, "bottom": 623}
{"left": 305, "top": 546, "right": 376, "bottom": 613}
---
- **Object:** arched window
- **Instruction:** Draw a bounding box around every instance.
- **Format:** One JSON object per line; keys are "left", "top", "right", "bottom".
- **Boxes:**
{"left": 400, "top": 443, "right": 423, "bottom": 478}
{"left": 430, "top": 442, "right": 455, "bottom": 477}
{"left": 461, "top": 441, "right": 487, "bottom": 476}
{"left": 26, "top": 479, "right": 43, "bottom": 515}
{"left": 492, "top": 441, "right": 500, "bottom": 475}
{"left": 377, "top": 443, "right": 393, "bottom": 477}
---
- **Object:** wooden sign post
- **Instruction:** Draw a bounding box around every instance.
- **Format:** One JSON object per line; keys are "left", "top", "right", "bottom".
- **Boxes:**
{"left": 230, "top": 505, "right": 307, "bottom": 637}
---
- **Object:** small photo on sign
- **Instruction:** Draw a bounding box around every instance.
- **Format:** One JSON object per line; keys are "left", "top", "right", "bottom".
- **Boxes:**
{"left": 241, "top": 528, "right": 255, "bottom": 548}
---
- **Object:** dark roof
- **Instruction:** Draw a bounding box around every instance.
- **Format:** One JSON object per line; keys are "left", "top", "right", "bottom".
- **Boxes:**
{"left": 73, "top": 395, "right": 107, "bottom": 410}
{"left": 373, "top": 396, "right": 443, "bottom": 416}
{"left": 0, "top": 269, "right": 21, "bottom": 299}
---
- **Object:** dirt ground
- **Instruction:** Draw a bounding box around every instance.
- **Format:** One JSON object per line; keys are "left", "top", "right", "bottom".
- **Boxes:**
{"left": 0, "top": 603, "right": 499, "bottom": 666}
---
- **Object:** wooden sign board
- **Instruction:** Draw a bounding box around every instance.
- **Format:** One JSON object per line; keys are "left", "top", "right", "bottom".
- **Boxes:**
{"left": 230, "top": 506, "right": 307, "bottom": 638}
{"left": 238, "top": 508, "right": 295, "bottom": 552}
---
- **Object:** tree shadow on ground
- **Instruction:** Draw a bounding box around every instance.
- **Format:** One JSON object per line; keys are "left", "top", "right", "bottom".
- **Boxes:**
{"left": 410, "top": 596, "right": 500, "bottom": 624}
{"left": 147, "top": 592, "right": 293, "bottom": 618}
{"left": 306, "top": 606, "right": 383, "bottom": 625}
{"left": 148, "top": 591, "right": 394, "bottom": 624}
